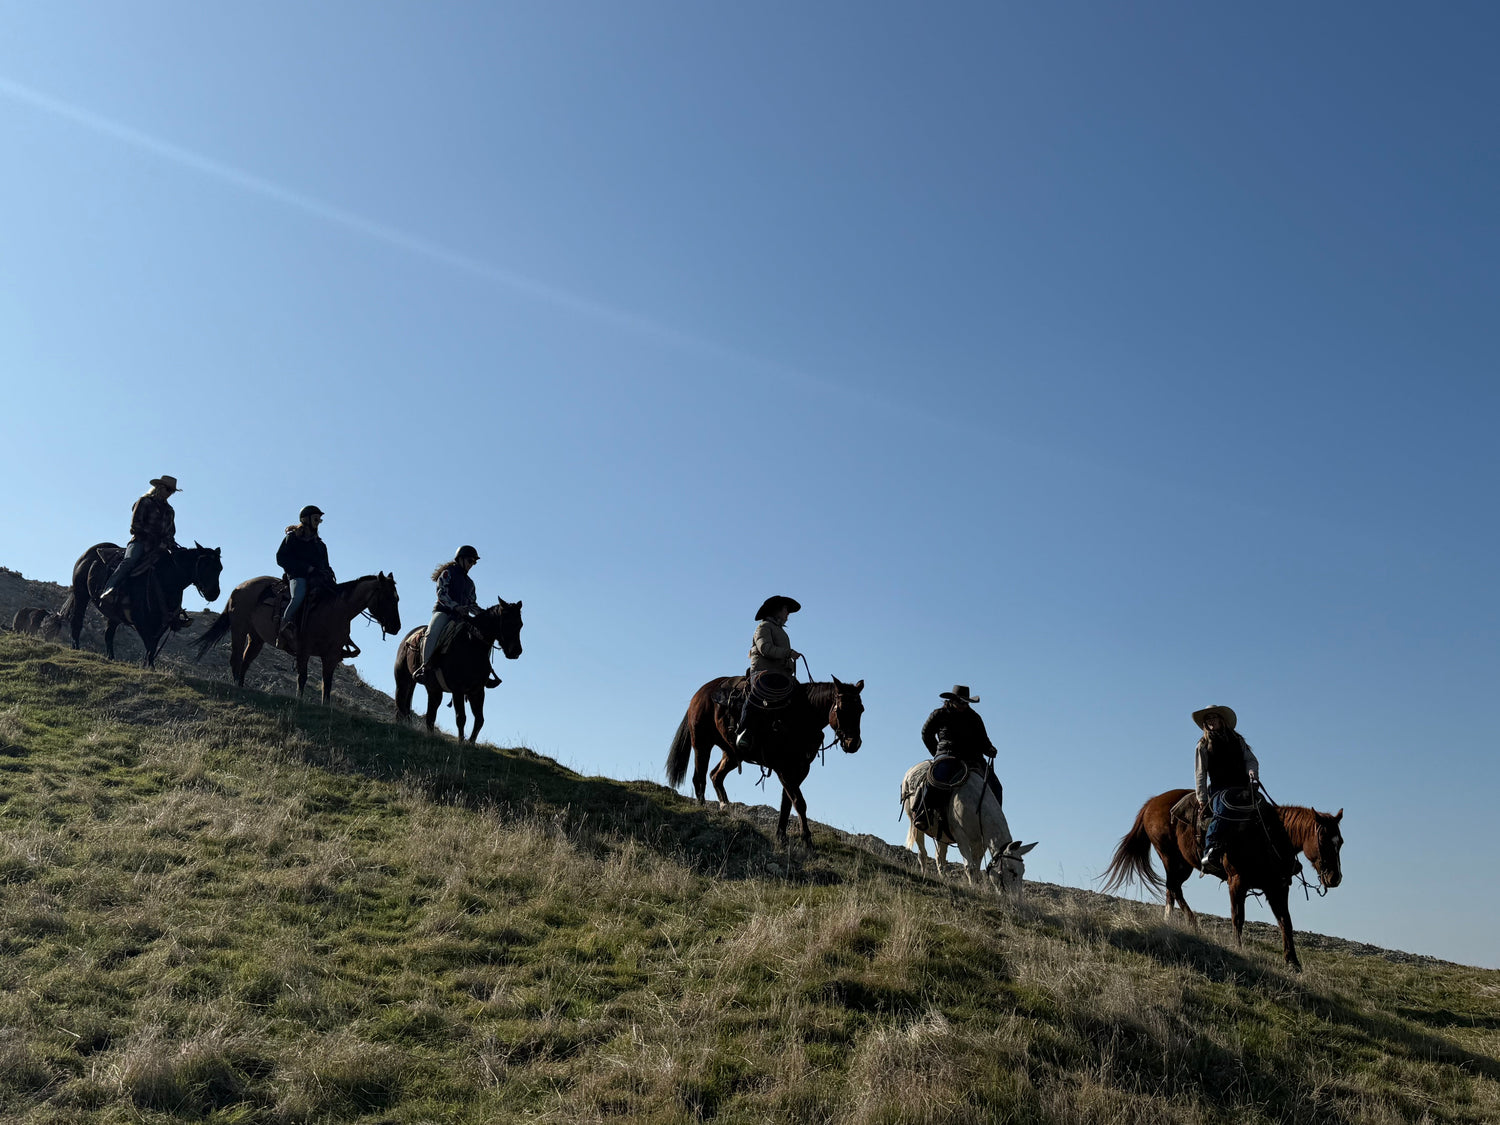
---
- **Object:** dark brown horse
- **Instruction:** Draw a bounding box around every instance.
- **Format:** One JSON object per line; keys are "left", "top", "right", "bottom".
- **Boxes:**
{"left": 9, "top": 608, "right": 65, "bottom": 639}
{"left": 195, "top": 573, "right": 400, "bottom": 702}
{"left": 666, "top": 676, "right": 864, "bottom": 846}
{"left": 393, "top": 598, "right": 524, "bottom": 743}
{"left": 1101, "top": 788, "right": 1345, "bottom": 970}
{"left": 63, "top": 542, "right": 223, "bottom": 665}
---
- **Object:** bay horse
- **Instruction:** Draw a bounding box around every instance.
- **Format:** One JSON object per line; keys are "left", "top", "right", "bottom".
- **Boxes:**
{"left": 195, "top": 573, "right": 400, "bottom": 702}
{"left": 1101, "top": 787, "right": 1345, "bottom": 971}
{"left": 665, "top": 676, "right": 864, "bottom": 846}
{"left": 63, "top": 542, "right": 223, "bottom": 665}
{"left": 899, "top": 760, "right": 1038, "bottom": 896}
{"left": 393, "top": 598, "right": 524, "bottom": 743}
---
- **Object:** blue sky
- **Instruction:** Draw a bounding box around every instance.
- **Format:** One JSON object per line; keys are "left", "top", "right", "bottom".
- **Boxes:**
{"left": 2, "top": 3, "right": 1496, "bottom": 967}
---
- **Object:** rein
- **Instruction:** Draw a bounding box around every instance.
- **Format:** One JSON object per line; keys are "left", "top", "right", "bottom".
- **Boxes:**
{"left": 1254, "top": 781, "right": 1329, "bottom": 899}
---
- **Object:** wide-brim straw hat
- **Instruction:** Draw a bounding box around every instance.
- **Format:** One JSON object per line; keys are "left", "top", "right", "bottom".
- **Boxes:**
{"left": 940, "top": 685, "right": 980, "bottom": 703}
{"left": 754, "top": 595, "right": 801, "bottom": 621}
{"left": 149, "top": 475, "right": 180, "bottom": 492}
{"left": 1192, "top": 704, "right": 1237, "bottom": 731}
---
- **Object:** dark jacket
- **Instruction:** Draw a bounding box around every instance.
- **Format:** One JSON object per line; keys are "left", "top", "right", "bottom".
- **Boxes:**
{"left": 921, "top": 703, "right": 998, "bottom": 762}
{"left": 129, "top": 494, "right": 177, "bottom": 549}
{"left": 277, "top": 530, "right": 333, "bottom": 584}
{"left": 434, "top": 563, "right": 478, "bottom": 615}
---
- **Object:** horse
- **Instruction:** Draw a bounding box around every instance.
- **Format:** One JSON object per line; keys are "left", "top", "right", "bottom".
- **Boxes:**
{"left": 10, "top": 608, "right": 65, "bottom": 640}
{"left": 63, "top": 542, "right": 223, "bottom": 665}
{"left": 900, "top": 760, "right": 1038, "bottom": 896}
{"left": 393, "top": 598, "right": 524, "bottom": 743}
{"left": 1101, "top": 788, "right": 1345, "bottom": 971}
{"left": 195, "top": 573, "right": 400, "bottom": 702}
{"left": 665, "top": 676, "right": 864, "bottom": 846}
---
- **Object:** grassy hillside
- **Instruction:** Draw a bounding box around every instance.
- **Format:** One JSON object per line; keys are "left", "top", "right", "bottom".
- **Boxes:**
{"left": 1, "top": 634, "right": 1497, "bottom": 1124}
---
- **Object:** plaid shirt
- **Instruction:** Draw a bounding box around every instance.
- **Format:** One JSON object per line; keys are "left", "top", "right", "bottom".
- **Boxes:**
{"left": 128, "top": 494, "right": 177, "bottom": 548}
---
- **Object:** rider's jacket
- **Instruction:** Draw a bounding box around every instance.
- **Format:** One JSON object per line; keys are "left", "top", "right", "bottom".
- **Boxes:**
{"left": 1194, "top": 730, "right": 1260, "bottom": 808}
{"left": 129, "top": 494, "right": 177, "bottom": 550}
{"left": 748, "top": 620, "right": 796, "bottom": 678}
{"left": 277, "top": 529, "right": 334, "bottom": 586}
{"left": 921, "top": 703, "right": 997, "bottom": 763}
{"left": 433, "top": 563, "right": 478, "bottom": 616}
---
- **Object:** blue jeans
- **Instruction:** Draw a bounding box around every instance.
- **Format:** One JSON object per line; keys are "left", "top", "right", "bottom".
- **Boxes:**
{"left": 1205, "top": 790, "right": 1234, "bottom": 852}
{"left": 281, "top": 578, "right": 308, "bottom": 627}
{"left": 100, "top": 540, "right": 145, "bottom": 596}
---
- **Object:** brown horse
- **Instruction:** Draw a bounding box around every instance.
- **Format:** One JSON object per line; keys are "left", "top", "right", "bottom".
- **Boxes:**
{"left": 1101, "top": 788, "right": 1345, "bottom": 971}
{"left": 665, "top": 676, "right": 864, "bottom": 846}
{"left": 393, "top": 598, "right": 524, "bottom": 743}
{"left": 195, "top": 573, "right": 400, "bottom": 702}
{"left": 63, "top": 542, "right": 223, "bottom": 666}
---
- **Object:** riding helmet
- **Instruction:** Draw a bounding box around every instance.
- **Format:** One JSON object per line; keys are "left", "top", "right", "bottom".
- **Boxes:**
{"left": 457, "top": 545, "right": 480, "bottom": 562}
{"left": 299, "top": 505, "right": 324, "bottom": 521}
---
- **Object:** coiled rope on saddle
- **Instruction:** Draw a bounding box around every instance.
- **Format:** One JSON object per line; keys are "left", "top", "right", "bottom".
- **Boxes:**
{"left": 748, "top": 670, "right": 796, "bottom": 709}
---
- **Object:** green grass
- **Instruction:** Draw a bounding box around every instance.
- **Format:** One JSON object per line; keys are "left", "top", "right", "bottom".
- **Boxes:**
{"left": 1, "top": 633, "right": 1497, "bottom": 1123}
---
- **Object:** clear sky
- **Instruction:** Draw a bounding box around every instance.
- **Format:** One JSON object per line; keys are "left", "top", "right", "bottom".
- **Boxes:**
{"left": 2, "top": 3, "right": 1495, "bottom": 967}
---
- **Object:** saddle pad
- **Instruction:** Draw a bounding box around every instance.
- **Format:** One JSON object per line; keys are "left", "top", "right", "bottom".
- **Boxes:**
{"left": 1169, "top": 792, "right": 1200, "bottom": 827}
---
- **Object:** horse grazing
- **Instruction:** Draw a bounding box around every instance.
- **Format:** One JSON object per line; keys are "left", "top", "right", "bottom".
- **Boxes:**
{"left": 10, "top": 608, "right": 65, "bottom": 640}
{"left": 665, "top": 676, "right": 864, "bottom": 846}
{"left": 63, "top": 542, "right": 223, "bottom": 665}
{"left": 900, "top": 761, "right": 1038, "bottom": 896}
{"left": 393, "top": 598, "right": 524, "bottom": 742}
{"left": 1101, "top": 788, "right": 1345, "bottom": 971}
{"left": 195, "top": 573, "right": 400, "bottom": 702}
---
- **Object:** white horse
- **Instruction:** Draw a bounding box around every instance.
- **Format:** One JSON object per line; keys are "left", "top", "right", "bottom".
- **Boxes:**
{"left": 900, "top": 761, "right": 1038, "bottom": 896}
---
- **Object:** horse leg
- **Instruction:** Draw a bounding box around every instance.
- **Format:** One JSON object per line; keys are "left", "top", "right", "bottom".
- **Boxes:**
{"left": 1161, "top": 844, "right": 1198, "bottom": 928}
{"left": 905, "top": 816, "right": 930, "bottom": 875}
{"left": 1228, "top": 875, "right": 1248, "bottom": 947}
{"left": 709, "top": 753, "right": 736, "bottom": 810}
{"left": 784, "top": 767, "right": 814, "bottom": 848}
{"left": 104, "top": 620, "right": 119, "bottom": 660}
{"left": 690, "top": 714, "right": 718, "bottom": 805}
{"left": 1264, "top": 881, "right": 1302, "bottom": 971}
{"left": 454, "top": 695, "right": 468, "bottom": 742}
{"left": 776, "top": 787, "right": 793, "bottom": 845}
{"left": 467, "top": 690, "right": 484, "bottom": 744}
{"left": 238, "top": 634, "right": 265, "bottom": 688}
{"left": 296, "top": 653, "right": 310, "bottom": 698}
{"left": 423, "top": 686, "right": 442, "bottom": 733}
{"left": 321, "top": 658, "right": 337, "bottom": 704}
{"left": 68, "top": 581, "right": 88, "bottom": 649}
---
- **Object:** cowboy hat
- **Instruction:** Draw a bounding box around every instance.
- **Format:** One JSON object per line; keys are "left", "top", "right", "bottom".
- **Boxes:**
{"left": 940, "top": 685, "right": 980, "bottom": 703}
{"left": 149, "top": 475, "right": 180, "bottom": 492}
{"left": 754, "top": 595, "right": 801, "bottom": 621}
{"left": 1192, "top": 704, "right": 1237, "bottom": 730}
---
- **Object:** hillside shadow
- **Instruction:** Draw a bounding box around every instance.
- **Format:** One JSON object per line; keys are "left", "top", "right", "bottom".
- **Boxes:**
{"left": 182, "top": 675, "right": 847, "bottom": 883}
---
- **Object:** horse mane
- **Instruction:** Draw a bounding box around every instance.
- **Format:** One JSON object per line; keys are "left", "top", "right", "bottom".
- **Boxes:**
{"left": 1278, "top": 804, "right": 1320, "bottom": 846}
{"left": 803, "top": 681, "right": 837, "bottom": 710}
{"left": 336, "top": 574, "right": 384, "bottom": 594}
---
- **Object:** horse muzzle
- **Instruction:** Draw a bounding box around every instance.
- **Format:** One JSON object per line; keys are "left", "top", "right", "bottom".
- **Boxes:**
{"left": 840, "top": 736, "right": 861, "bottom": 753}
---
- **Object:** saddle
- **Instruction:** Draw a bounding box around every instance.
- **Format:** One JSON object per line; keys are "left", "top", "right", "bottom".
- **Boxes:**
{"left": 909, "top": 756, "right": 971, "bottom": 845}
{"left": 414, "top": 620, "right": 501, "bottom": 691}
{"left": 95, "top": 544, "right": 165, "bottom": 579}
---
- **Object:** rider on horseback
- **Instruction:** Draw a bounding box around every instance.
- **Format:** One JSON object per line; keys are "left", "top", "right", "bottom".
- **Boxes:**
{"left": 415, "top": 545, "right": 481, "bottom": 680}
{"left": 1193, "top": 704, "right": 1260, "bottom": 878}
{"left": 735, "top": 595, "right": 801, "bottom": 751}
{"left": 921, "top": 686, "right": 1004, "bottom": 805}
{"left": 98, "top": 475, "right": 180, "bottom": 609}
{"left": 276, "top": 505, "right": 335, "bottom": 648}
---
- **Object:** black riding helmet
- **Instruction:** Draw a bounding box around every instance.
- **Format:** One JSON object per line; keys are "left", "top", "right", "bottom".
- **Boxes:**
{"left": 456, "top": 545, "right": 480, "bottom": 562}
{"left": 299, "top": 505, "right": 324, "bottom": 522}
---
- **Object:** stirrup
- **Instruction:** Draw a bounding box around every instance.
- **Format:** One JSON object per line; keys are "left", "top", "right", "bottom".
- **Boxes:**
{"left": 340, "top": 640, "right": 360, "bottom": 659}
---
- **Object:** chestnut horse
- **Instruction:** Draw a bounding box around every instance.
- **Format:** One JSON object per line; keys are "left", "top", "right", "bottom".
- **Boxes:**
{"left": 63, "top": 542, "right": 223, "bottom": 665}
{"left": 1101, "top": 788, "right": 1345, "bottom": 971}
{"left": 665, "top": 676, "right": 864, "bottom": 846}
{"left": 393, "top": 598, "right": 524, "bottom": 743}
{"left": 195, "top": 573, "right": 400, "bottom": 702}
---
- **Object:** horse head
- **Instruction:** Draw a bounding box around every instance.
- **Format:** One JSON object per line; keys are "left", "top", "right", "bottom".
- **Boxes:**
{"left": 1305, "top": 807, "right": 1344, "bottom": 889}
{"left": 371, "top": 572, "right": 402, "bottom": 637}
{"left": 191, "top": 543, "right": 224, "bottom": 603}
{"left": 827, "top": 676, "right": 865, "bottom": 753}
{"left": 987, "top": 839, "right": 1038, "bottom": 897}
{"left": 479, "top": 597, "right": 524, "bottom": 660}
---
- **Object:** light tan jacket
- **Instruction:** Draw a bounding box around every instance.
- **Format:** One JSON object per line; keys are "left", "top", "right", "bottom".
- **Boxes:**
{"left": 748, "top": 620, "right": 797, "bottom": 678}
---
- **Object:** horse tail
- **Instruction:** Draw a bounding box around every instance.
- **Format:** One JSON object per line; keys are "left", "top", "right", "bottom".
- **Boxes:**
{"left": 394, "top": 645, "right": 415, "bottom": 719}
{"left": 665, "top": 711, "right": 694, "bottom": 789}
{"left": 1100, "top": 804, "right": 1164, "bottom": 896}
{"left": 194, "top": 610, "right": 234, "bottom": 663}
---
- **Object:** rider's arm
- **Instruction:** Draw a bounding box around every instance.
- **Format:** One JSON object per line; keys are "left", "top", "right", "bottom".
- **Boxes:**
{"left": 1194, "top": 742, "right": 1209, "bottom": 808}
{"left": 920, "top": 710, "right": 940, "bottom": 754}
{"left": 751, "top": 622, "right": 791, "bottom": 662}
{"left": 971, "top": 711, "right": 999, "bottom": 757}
{"left": 436, "top": 567, "right": 471, "bottom": 613}
{"left": 1242, "top": 741, "right": 1260, "bottom": 785}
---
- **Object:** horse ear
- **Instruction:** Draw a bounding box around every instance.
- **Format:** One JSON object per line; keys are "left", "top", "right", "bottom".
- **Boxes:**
{"left": 1017, "top": 841, "right": 1038, "bottom": 855}
{"left": 514, "top": 600, "right": 522, "bottom": 610}
{"left": 1335, "top": 808, "right": 1343, "bottom": 821}
{"left": 832, "top": 675, "right": 843, "bottom": 687}
{"left": 855, "top": 679, "right": 864, "bottom": 691}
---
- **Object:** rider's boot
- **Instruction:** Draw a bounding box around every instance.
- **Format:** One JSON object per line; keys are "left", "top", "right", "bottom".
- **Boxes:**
{"left": 1200, "top": 846, "right": 1226, "bottom": 879}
